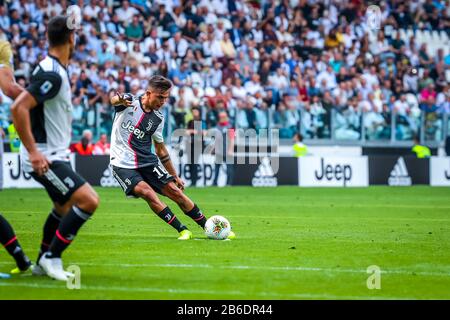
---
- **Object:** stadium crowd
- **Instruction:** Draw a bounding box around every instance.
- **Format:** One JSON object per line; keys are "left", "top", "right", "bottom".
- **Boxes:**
{"left": 0, "top": 0, "right": 449, "bottom": 148}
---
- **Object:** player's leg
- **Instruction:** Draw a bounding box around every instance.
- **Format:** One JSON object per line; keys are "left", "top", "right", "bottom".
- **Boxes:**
{"left": 112, "top": 166, "right": 189, "bottom": 238}
{"left": 29, "top": 206, "right": 63, "bottom": 276}
{"left": 38, "top": 183, "right": 98, "bottom": 280}
{"left": 161, "top": 182, "right": 207, "bottom": 229}
{"left": 140, "top": 164, "right": 208, "bottom": 232}
{"left": 36, "top": 207, "right": 63, "bottom": 265}
{"left": 161, "top": 181, "right": 236, "bottom": 239}
{"left": 31, "top": 161, "right": 99, "bottom": 280}
{"left": 45, "top": 183, "right": 98, "bottom": 259}
{"left": 0, "top": 213, "right": 32, "bottom": 272}
{"left": 133, "top": 181, "right": 190, "bottom": 237}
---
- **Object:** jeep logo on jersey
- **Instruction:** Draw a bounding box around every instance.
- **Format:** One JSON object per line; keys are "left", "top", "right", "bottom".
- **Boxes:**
{"left": 121, "top": 120, "right": 145, "bottom": 139}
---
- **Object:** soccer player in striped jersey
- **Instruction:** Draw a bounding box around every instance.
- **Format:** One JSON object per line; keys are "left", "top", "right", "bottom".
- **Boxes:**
{"left": 11, "top": 16, "right": 99, "bottom": 281}
{"left": 0, "top": 39, "right": 32, "bottom": 276}
{"left": 109, "top": 75, "right": 235, "bottom": 240}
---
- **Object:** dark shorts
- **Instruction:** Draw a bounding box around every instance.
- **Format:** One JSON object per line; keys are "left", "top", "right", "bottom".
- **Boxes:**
{"left": 30, "top": 161, "right": 86, "bottom": 205}
{"left": 111, "top": 164, "right": 175, "bottom": 197}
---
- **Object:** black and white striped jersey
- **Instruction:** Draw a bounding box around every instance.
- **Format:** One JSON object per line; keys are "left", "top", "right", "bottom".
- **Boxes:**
{"left": 110, "top": 94, "right": 164, "bottom": 169}
{"left": 21, "top": 54, "right": 73, "bottom": 173}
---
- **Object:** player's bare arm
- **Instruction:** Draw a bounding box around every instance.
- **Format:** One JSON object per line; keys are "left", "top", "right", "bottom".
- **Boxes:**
{"left": 0, "top": 40, "right": 23, "bottom": 99}
{"left": 154, "top": 141, "right": 185, "bottom": 190}
{"left": 0, "top": 67, "right": 23, "bottom": 99}
{"left": 10, "top": 91, "right": 50, "bottom": 176}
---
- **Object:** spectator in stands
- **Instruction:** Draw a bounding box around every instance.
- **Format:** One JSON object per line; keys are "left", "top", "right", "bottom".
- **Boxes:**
{"left": 168, "top": 31, "right": 189, "bottom": 59}
{"left": 220, "top": 32, "right": 236, "bottom": 59}
{"left": 73, "top": 130, "right": 94, "bottom": 156}
{"left": 334, "top": 101, "right": 361, "bottom": 141}
{"left": 125, "top": 15, "right": 144, "bottom": 41}
{"left": 93, "top": 134, "right": 111, "bottom": 155}
{"left": 1, "top": 0, "right": 448, "bottom": 149}
{"left": 116, "top": 1, "right": 139, "bottom": 23}
{"left": 170, "top": 60, "right": 191, "bottom": 87}
{"left": 98, "top": 42, "right": 114, "bottom": 66}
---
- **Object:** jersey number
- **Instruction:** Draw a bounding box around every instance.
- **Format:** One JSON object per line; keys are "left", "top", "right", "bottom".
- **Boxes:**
{"left": 153, "top": 165, "right": 169, "bottom": 179}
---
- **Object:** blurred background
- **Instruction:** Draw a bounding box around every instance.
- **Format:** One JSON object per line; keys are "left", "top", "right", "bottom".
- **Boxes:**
{"left": 0, "top": 0, "right": 449, "bottom": 155}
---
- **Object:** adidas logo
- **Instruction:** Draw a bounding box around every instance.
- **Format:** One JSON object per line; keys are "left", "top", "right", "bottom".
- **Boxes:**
{"left": 388, "top": 157, "right": 412, "bottom": 186}
{"left": 100, "top": 167, "right": 120, "bottom": 187}
{"left": 252, "top": 157, "right": 277, "bottom": 187}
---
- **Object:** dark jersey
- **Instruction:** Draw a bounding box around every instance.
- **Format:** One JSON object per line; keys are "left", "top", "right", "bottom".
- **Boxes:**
{"left": 20, "top": 54, "right": 72, "bottom": 173}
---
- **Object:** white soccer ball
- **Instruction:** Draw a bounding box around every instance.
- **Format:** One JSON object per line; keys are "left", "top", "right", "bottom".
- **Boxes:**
{"left": 205, "top": 215, "right": 231, "bottom": 240}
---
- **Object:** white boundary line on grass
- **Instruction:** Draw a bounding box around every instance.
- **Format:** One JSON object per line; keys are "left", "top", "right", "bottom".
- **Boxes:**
{"left": 0, "top": 282, "right": 418, "bottom": 300}
{"left": 1, "top": 261, "right": 449, "bottom": 277}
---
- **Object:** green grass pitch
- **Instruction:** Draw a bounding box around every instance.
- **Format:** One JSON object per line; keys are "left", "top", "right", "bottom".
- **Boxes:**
{"left": 0, "top": 186, "right": 449, "bottom": 300}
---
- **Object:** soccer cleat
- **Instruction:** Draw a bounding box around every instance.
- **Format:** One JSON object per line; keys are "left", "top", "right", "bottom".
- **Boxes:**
{"left": 10, "top": 267, "right": 21, "bottom": 275}
{"left": 39, "top": 253, "right": 73, "bottom": 281}
{"left": 0, "top": 272, "right": 11, "bottom": 279}
{"left": 11, "top": 266, "right": 30, "bottom": 275}
{"left": 10, "top": 263, "right": 34, "bottom": 275}
{"left": 178, "top": 229, "right": 193, "bottom": 240}
{"left": 31, "top": 265, "right": 47, "bottom": 276}
{"left": 227, "top": 231, "right": 236, "bottom": 240}
{"left": 32, "top": 264, "right": 74, "bottom": 278}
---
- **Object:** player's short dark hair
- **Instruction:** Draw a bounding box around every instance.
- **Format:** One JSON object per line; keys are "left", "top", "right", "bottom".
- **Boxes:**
{"left": 149, "top": 75, "right": 173, "bottom": 93}
{"left": 47, "top": 16, "right": 74, "bottom": 47}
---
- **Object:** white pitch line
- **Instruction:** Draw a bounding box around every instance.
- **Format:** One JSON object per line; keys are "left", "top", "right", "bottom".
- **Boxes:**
{"left": 81, "top": 263, "right": 450, "bottom": 277}
{"left": 1, "top": 261, "right": 448, "bottom": 277}
{"left": 4, "top": 210, "right": 450, "bottom": 222}
{"left": 5, "top": 209, "right": 450, "bottom": 221}
{"left": 0, "top": 282, "right": 418, "bottom": 300}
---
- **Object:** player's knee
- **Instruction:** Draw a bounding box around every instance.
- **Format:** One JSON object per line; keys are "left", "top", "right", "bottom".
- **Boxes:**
{"left": 134, "top": 185, "right": 149, "bottom": 198}
{"left": 135, "top": 186, "right": 158, "bottom": 203}
{"left": 80, "top": 192, "right": 99, "bottom": 213}
{"left": 90, "top": 193, "right": 100, "bottom": 211}
{"left": 142, "top": 190, "right": 164, "bottom": 211}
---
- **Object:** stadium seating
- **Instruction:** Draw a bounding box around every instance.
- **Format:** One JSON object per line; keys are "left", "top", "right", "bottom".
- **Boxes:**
{"left": 0, "top": 1, "right": 448, "bottom": 148}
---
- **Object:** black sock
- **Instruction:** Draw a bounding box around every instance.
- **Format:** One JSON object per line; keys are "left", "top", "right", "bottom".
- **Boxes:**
{"left": 184, "top": 204, "right": 207, "bottom": 228}
{"left": 0, "top": 214, "right": 31, "bottom": 271}
{"left": 157, "top": 207, "right": 187, "bottom": 233}
{"left": 48, "top": 206, "right": 93, "bottom": 258}
{"left": 38, "top": 209, "right": 61, "bottom": 263}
